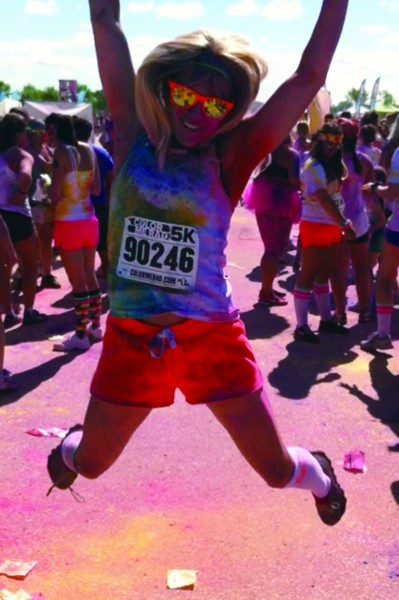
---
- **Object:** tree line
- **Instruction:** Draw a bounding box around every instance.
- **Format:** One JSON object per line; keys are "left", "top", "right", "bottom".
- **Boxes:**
{"left": 0, "top": 79, "right": 397, "bottom": 117}
{"left": 0, "top": 80, "right": 107, "bottom": 113}
{"left": 331, "top": 87, "right": 397, "bottom": 115}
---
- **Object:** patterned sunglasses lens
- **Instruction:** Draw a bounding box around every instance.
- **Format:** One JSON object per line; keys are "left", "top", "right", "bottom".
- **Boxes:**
{"left": 172, "top": 87, "right": 197, "bottom": 108}
{"left": 203, "top": 99, "right": 229, "bottom": 118}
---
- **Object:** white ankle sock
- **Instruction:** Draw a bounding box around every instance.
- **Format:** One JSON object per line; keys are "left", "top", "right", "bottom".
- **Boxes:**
{"left": 285, "top": 446, "right": 331, "bottom": 498}
{"left": 376, "top": 304, "right": 393, "bottom": 337}
{"left": 61, "top": 431, "right": 83, "bottom": 472}
{"left": 294, "top": 287, "right": 312, "bottom": 327}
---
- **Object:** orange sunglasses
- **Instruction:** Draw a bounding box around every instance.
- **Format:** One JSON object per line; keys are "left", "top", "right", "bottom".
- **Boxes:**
{"left": 168, "top": 80, "right": 234, "bottom": 119}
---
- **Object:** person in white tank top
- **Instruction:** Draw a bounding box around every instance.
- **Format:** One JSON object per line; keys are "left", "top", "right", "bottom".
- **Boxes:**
{"left": 0, "top": 113, "right": 47, "bottom": 327}
{"left": 46, "top": 113, "right": 101, "bottom": 352}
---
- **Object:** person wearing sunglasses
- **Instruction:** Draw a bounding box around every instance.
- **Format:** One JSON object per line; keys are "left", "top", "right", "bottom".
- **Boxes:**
{"left": 293, "top": 121, "right": 357, "bottom": 344}
{"left": 329, "top": 118, "right": 385, "bottom": 326}
{"left": 47, "top": 0, "right": 350, "bottom": 527}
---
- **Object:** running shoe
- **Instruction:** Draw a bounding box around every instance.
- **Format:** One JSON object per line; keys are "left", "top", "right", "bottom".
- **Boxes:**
{"left": 53, "top": 333, "right": 90, "bottom": 352}
{"left": 311, "top": 451, "right": 347, "bottom": 526}
{"left": 360, "top": 332, "right": 393, "bottom": 351}
{"left": 87, "top": 325, "right": 103, "bottom": 343}
{"left": 294, "top": 325, "right": 320, "bottom": 344}
{"left": 319, "top": 319, "right": 348, "bottom": 335}
{"left": 47, "top": 424, "right": 82, "bottom": 494}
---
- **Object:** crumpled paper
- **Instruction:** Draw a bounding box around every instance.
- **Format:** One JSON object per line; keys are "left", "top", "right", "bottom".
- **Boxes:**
{"left": 25, "top": 428, "right": 67, "bottom": 439}
{"left": 0, "top": 561, "right": 37, "bottom": 581}
{"left": 0, "top": 589, "right": 43, "bottom": 600}
{"left": 167, "top": 569, "right": 198, "bottom": 590}
{"left": 343, "top": 450, "right": 367, "bottom": 473}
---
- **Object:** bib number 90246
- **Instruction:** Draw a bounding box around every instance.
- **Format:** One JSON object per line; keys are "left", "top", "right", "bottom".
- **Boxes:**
{"left": 117, "top": 216, "right": 199, "bottom": 290}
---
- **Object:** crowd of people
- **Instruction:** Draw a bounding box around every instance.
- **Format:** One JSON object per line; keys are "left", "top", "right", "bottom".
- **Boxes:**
{"left": 0, "top": 0, "right": 398, "bottom": 533}
{"left": 0, "top": 106, "right": 114, "bottom": 387}
{"left": 244, "top": 108, "right": 399, "bottom": 350}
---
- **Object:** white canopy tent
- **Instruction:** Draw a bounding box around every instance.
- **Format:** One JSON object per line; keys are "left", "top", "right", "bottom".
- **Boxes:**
{"left": 0, "top": 98, "right": 22, "bottom": 116}
{"left": 23, "top": 101, "right": 93, "bottom": 123}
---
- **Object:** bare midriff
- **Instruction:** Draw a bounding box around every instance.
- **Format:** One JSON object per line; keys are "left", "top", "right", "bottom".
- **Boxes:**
{"left": 139, "top": 313, "right": 188, "bottom": 327}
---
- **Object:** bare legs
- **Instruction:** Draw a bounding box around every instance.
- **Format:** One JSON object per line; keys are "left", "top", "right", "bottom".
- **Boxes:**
{"left": 74, "top": 396, "right": 152, "bottom": 478}
{"left": 330, "top": 241, "right": 370, "bottom": 317}
{"left": 60, "top": 246, "right": 99, "bottom": 295}
{"left": 70, "top": 389, "right": 294, "bottom": 487}
{"left": 15, "top": 234, "right": 40, "bottom": 310}
{"left": 208, "top": 389, "right": 295, "bottom": 488}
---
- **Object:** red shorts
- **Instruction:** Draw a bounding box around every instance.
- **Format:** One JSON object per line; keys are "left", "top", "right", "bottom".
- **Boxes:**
{"left": 54, "top": 217, "right": 99, "bottom": 251}
{"left": 90, "top": 315, "right": 264, "bottom": 407}
{"left": 300, "top": 220, "right": 342, "bottom": 248}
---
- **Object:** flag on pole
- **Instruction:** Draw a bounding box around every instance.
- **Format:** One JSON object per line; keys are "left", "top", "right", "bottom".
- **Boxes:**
{"left": 369, "top": 77, "right": 380, "bottom": 110}
{"left": 355, "top": 79, "right": 367, "bottom": 117}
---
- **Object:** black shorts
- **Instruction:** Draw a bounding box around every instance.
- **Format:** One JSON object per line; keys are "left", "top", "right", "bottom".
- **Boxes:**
{"left": 94, "top": 204, "right": 109, "bottom": 252}
{"left": 347, "top": 230, "right": 369, "bottom": 245}
{"left": 0, "top": 209, "right": 35, "bottom": 243}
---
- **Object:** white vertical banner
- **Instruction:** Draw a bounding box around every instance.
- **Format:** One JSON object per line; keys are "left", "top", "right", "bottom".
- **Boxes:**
{"left": 369, "top": 77, "right": 380, "bottom": 110}
{"left": 355, "top": 79, "right": 367, "bottom": 117}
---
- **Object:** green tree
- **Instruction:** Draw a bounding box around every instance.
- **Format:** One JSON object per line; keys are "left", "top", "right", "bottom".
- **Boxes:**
{"left": 381, "top": 90, "right": 396, "bottom": 106}
{"left": 20, "top": 84, "right": 45, "bottom": 102}
{"left": 346, "top": 87, "right": 369, "bottom": 107}
{"left": 77, "top": 84, "right": 107, "bottom": 113}
{"left": 91, "top": 89, "right": 107, "bottom": 113}
{"left": 0, "top": 80, "right": 11, "bottom": 96}
{"left": 42, "top": 86, "right": 59, "bottom": 101}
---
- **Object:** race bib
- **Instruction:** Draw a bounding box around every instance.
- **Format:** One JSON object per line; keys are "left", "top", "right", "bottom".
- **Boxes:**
{"left": 117, "top": 216, "right": 199, "bottom": 290}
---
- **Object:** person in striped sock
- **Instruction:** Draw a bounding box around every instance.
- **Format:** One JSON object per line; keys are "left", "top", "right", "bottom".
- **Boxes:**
{"left": 87, "top": 288, "right": 103, "bottom": 342}
{"left": 46, "top": 113, "right": 102, "bottom": 352}
{"left": 361, "top": 154, "right": 399, "bottom": 351}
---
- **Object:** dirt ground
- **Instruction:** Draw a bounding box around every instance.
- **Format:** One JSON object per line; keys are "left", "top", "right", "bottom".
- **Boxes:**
{"left": 1, "top": 207, "right": 398, "bottom": 600}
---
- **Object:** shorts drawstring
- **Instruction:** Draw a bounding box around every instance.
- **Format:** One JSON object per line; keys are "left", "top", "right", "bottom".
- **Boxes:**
{"left": 149, "top": 328, "right": 177, "bottom": 358}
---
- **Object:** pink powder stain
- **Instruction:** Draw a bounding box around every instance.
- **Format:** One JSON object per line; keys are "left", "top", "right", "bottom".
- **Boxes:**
{"left": 0, "top": 496, "right": 38, "bottom": 513}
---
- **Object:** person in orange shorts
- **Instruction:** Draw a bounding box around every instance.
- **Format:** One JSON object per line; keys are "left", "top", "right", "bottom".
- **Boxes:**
{"left": 293, "top": 122, "right": 357, "bottom": 343}
{"left": 46, "top": 0, "right": 350, "bottom": 528}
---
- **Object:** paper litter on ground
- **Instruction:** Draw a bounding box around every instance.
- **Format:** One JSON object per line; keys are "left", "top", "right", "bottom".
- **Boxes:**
{"left": 167, "top": 569, "right": 198, "bottom": 590}
{"left": 0, "top": 561, "right": 37, "bottom": 580}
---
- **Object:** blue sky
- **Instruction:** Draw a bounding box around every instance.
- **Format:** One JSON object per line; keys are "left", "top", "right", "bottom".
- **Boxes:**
{"left": 1, "top": 0, "right": 398, "bottom": 106}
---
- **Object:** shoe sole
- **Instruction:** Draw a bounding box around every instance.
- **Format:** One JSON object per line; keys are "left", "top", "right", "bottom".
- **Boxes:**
{"left": 311, "top": 451, "right": 347, "bottom": 526}
{"left": 47, "top": 425, "right": 82, "bottom": 493}
{"left": 360, "top": 342, "right": 393, "bottom": 352}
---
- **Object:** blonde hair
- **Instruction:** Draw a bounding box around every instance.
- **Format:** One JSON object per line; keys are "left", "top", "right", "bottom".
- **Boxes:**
{"left": 135, "top": 29, "right": 268, "bottom": 167}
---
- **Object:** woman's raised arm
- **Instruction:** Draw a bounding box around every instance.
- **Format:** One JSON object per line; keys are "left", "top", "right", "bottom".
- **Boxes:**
{"left": 226, "top": 0, "right": 349, "bottom": 177}
{"left": 89, "top": 0, "right": 139, "bottom": 167}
